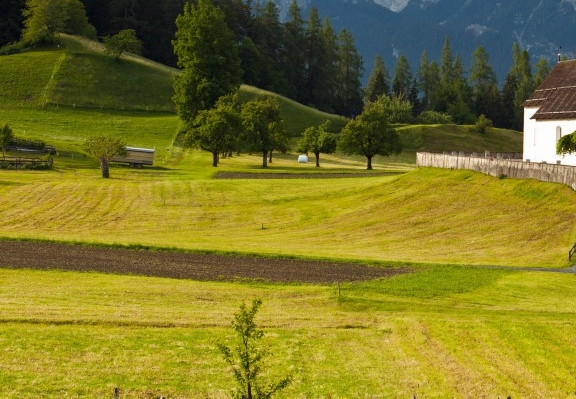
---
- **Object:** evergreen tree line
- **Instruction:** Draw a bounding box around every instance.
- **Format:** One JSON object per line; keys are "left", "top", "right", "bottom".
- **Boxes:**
{"left": 1, "top": 0, "right": 365, "bottom": 117}
{"left": 197, "top": 0, "right": 551, "bottom": 130}
{"left": 2, "top": 0, "right": 550, "bottom": 130}
{"left": 174, "top": 0, "right": 366, "bottom": 117}
{"left": 366, "top": 38, "right": 551, "bottom": 131}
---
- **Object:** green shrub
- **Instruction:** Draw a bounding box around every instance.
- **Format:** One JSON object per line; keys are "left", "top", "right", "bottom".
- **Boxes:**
{"left": 415, "top": 110, "right": 453, "bottom": 125}
{"left": 470, "top": 114, "right": 493, "bottom": 134}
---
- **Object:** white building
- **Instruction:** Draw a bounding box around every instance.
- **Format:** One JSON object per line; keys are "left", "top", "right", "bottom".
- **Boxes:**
{"left": 524, "top": 59, "right": 576, "bottom": 166}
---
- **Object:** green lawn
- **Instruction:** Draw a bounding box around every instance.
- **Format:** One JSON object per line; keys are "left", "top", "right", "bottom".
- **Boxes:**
{"left": 0, "top": 267, "right": 575, "bottom": 397}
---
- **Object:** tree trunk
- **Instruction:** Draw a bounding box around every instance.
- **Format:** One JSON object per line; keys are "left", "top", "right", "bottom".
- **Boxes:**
{"left": 100, "top": 158, "right": 110, "bottom": 178}
{"left": 366, "top": 156, "right": 373, "bottom": 170}
{"left": 262, "top": 150, "right": 268, "bottom": 168}
{"left": 315, "top": 152, "right": 320, "bottom": 167}
{"left": 212, "top": 152, "right": 219, "bottom": 167}
{"left": 268, "top": 150, "right": 273, "bottom": 163}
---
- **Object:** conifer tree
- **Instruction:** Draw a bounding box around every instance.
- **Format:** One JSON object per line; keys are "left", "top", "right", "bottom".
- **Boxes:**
{"left": 314, "top": 17, "right": 339, "bottom": 113}
{"left": 172, "top": 0, "right": 241, "bottom": 123}
{"left": 282, "top": 0, "right": 306, "bottom": 101}
{"left": 365, "top": 54, "right": 390, "bottom": 103}
{"left": 0, "top": 0, "right": 25, "bottom": 47}
{"left": 418, "top": 50, "right": 439, "bottom": 111}
{"left": 304, "top": 7, "right": 325, "bottom": 106}
{"left": 470, "top": 46, "right": 500, "bottom": 123}
{"left": 392, "top": 55, "right": 412, "bottom": 98}
{"left": 335, "top": 29, "right": 363, "bottom": 117}
{"left": 533, "top": 57, "right": 551, "bottom": 88}
{"left": 504, "top": 43, "right": 533, "bottom": 130}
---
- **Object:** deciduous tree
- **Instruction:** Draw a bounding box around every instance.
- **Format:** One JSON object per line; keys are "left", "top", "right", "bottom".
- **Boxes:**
{"left": 103, "top": 29, "right": 142, "bottom": 60}
{"left": 83, "top": 135, "right": 126, "bottom": 178}
{"left": 470, "top": 114, "right": 493, "bottom": 134}
{"left": 22, "top": 0, "right": 95, "bottom": 44}
{"left": 557, "top": 132, "right": 576, "bottom": 156}
{"left": 185, "top": 93, "right": 242, "bottom": 167}
{"left": 0, "top": 124, "right": 14, "bottom": 157}
{"left": 296, "top": 120, "right": 338, "bottom": 167}
{"left": 338, "top": 102, "right": 402, "bottom": 170}
{"left": 373, "top": 94, "right": 413, "bottom": 124}
{"left": 241, "top": 97, "right": 287, "bottom": 168}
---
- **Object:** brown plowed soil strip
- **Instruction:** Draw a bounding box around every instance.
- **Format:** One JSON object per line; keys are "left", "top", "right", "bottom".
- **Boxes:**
{"left": 0, "top": 241, "right": 406, "bottom": 284}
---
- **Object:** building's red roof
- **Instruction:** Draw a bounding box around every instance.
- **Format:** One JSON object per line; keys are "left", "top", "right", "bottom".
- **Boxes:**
{"left": 525, "top": 59, "right": 576, "bottom": 120}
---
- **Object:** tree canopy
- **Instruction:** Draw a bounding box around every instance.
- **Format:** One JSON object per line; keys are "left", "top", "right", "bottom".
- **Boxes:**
{"left": 296, "top": 120, "right": 338, "bottom": 167}
{"left": 557, "top": 132, "right": 576, "bottom": 156}
{"left": 338, "top": 102, "right": 402, "bottom": 170}
{"left": 103, "top": 29, "right": 142, "bottom": 60}
{"left": 185, "top": 93, "right": 242, "bottom": 167}
{"left": 241, "top": 97, "right": 287, "bottom": 168}
{"left": 365, "top": 54, "right": 390, "bottom": 103}
{"left": 172, "top": 0, "right": 242, "bottom": 123}
{"left": 83, "top": 135, "right": 126, "bottom": 178}
{"left": 22, "top": 0, "right": 95, "bottom": 44}
{"left": 0, "top": 124, "right": 14, "bottom": 157}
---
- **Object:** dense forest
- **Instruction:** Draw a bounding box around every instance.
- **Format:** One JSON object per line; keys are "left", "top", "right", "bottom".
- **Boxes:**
{"left": 1, "top": 0, "right": 551, "bottom": 130}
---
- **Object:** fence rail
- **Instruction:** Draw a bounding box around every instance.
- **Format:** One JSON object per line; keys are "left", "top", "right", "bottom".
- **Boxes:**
{"left": 569, "top": 243, "right": 576, "bottom": 262}
{"left": 0, "top": 156, "right": 53, "bottom": 169}
{"left": 442, "top": 151, "right": 522, "bottom": 160}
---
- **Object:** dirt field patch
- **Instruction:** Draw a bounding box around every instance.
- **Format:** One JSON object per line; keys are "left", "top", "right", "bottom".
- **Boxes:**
{"left": 0, "top": 241, "right": 407, "bottom": 284}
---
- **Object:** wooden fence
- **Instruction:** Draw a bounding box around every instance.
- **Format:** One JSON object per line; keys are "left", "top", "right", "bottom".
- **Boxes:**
{"left": 416, "top": 152, "right": 576, "bottom": 190}
{"left": 0, "top": 156, "right": 53, "bottom": 169}
{"left": 569, "top": 242, "right": 576, "bottom": 262}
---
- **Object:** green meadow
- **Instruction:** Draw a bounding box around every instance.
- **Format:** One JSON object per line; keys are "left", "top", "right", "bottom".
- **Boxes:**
{"left": 0, "top": 36, "right": 574, "bottom": 397}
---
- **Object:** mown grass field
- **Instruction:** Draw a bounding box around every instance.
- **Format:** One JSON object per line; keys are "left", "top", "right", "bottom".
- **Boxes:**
{"left": 0, "top": 36, "right": 573, "bottom": 397}
{"left": 1, "top": 267, "right": 576, "bottom": 397}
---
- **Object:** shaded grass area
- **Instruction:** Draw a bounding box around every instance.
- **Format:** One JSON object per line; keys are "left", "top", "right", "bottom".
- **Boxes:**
{"left": 0, "top": 267, "right": 575, "bottom": 397}
{"left": 0, "top": 49, "right": 62, "bottom": 108}
{"left": 47, "top": 52, "right": 176, "bottom": 112}
{"left": 398, "top": 123, "right": 523, "bottom": 156}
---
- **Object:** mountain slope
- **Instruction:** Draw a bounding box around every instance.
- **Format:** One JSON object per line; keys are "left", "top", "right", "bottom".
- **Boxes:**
{"left": 279, "top": 0, "right": 576, "bottom": 83}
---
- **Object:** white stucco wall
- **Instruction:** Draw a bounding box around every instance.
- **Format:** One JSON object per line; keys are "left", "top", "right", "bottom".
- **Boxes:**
{"left": 523, "top": 107, "right": 576, "bottom": 166}
{"left": 523, "top": 106, "right": 538, "bottom": 162}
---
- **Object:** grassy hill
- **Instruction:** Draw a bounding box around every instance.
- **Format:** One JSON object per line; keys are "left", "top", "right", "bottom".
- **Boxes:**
{"left": 0, "top": 35, "right": 348, "bottom": 137}
{"left": 0, "top": 35, "right": 575, "bottom": 398}
{"left": 0, "top": 35, "right": 522, "bottom": 153}
{"left": 398, "top": 123, "right": 523, "bottom": 155}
